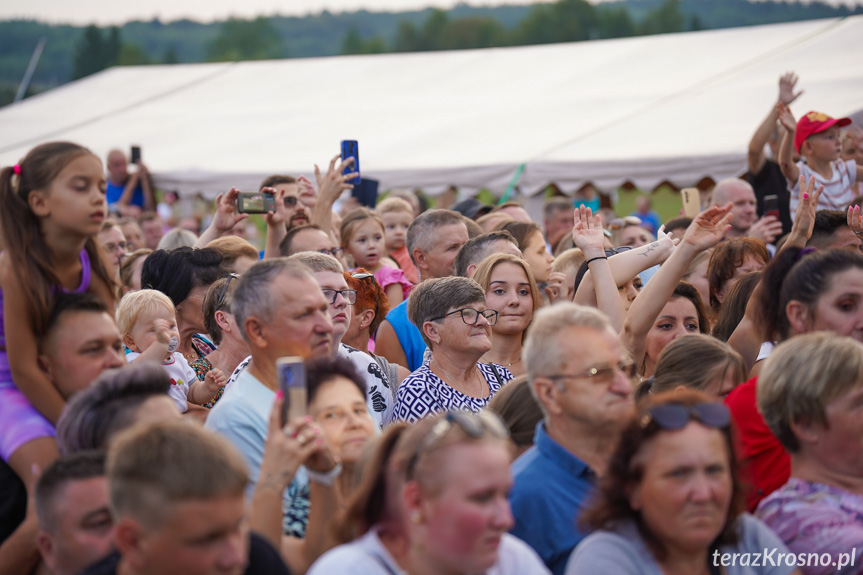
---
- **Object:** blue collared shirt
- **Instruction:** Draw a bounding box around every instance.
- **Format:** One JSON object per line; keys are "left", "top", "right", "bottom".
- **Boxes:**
{"left": 509, "top": 422, "right": 597, "bottom": 575}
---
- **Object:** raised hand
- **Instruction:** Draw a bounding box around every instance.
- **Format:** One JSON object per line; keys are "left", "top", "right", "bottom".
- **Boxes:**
{"left": 571, "top": 205, "right": 606, "bottom": 257}
{"left": 777, "top": 102, "right": 797, "bottom": 133}
{"left": 315, "top": 154, "right": 358, "bottom": 204}
{"left": 213, "top": 187, "right": 249, "bottom": 232}
{"left": 778, "top": 72, "right": 803, "bottom": 105}
{"left": 790, "top": 174, "right": 824, "bottom": 242}
{"left": 258, "top": 393, "right": 322, "bottom": 493}
{"left": 683, "top": 203, "right": 733, "bottom": 251}
{"left": 849, "top": 204, "right": 863, "bottom": 237}
{"left": 262, "top": 186, "right": 288, "bottom": 228}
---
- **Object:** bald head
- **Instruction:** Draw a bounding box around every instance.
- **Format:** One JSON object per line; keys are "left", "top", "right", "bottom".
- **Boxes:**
{"left": 712, "top": 178, "right": 757, "bottom": 235}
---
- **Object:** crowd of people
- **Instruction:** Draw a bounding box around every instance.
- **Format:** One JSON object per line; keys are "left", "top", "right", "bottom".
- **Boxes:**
{"left": 1, "top": 71, "right": 863, "bottom": 575}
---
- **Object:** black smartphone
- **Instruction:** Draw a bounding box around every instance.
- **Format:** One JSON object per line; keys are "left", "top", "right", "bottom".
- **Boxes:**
{"left": 352, "top": 178, "right": 379, "bottom": 209}
{"left": 130, "top": 145, "right": 141, "bottom": 165}
{"left": 277, "top": 357, "right": 307, "bottom": 425}
{"left": 341, "top": 140, "right": 361, "bottom": 186}
{"left": 236, "top": 192, "right": 276, "bottom": 214}
{"left": 764, "top": 195, "right": 779, "bottom": 220}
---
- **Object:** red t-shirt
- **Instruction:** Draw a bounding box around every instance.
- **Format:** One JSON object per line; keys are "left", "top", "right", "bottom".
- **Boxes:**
{"left": 724, "top": 376, "right": 790, "bottom": 511}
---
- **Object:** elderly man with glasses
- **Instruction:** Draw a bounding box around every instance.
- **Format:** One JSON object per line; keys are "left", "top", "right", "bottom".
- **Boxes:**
{"left": 508, "top": 303, "right": 636, "bottom": 575}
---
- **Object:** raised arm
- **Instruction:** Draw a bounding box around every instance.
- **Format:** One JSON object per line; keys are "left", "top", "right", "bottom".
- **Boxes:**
{"left": 621, "top": 204, "right": 733, "bottom": 371}
{"left": 777, "top": 102, "right": 800, "bottom": 183}
{"left": 578, "top": 226, "right": 678, "bottom": 307}
{"left": 263, "top": 187, "right": 289, "bottom": 259}
{"left": 572, "top": 207, "right": 625, "bottom": 330}
{"left": 727, "top": 177, "right": 822, "bottom": 372}
{"left": 194, "top": 188, "right": 250, "bottom": 248}
{"left": 311, "top": 155, "right": 356, "bottom": 239}
{"left": 748, "top": 72, "right": 802, "bottom": 175}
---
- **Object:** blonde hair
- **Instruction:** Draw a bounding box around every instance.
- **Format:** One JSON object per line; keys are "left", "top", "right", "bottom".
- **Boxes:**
{"left": 758, "top": 332, "right": 863, "bottom": 453}
{"left": 287, "top": 252, "right": 343, "bottom": 274}
{"left": 340, "top": 207, "right": 385, "bottom": 247}
{"left": 376, "top": 197, "right": 413, "bottom": 216}
{"left": 116, "top": 289, "right": 175, "bottom": 337}
{"left": 551, "top": 247, "right": 586, "bottom": 277}
{"left": 206, "top": 236, "right": 259, "bottom": 270}
{"left": 472, "top": 253, "right": 540, "bottom": 316}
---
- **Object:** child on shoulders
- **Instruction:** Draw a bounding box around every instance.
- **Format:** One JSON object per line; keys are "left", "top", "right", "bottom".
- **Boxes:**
{"left": 778, "top": 105, "right": 860, "bottom": 217}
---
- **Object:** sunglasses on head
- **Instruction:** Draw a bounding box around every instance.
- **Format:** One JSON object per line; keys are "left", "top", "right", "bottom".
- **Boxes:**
{"left": 406, "top": 410, "right": 509, "bottom": 480}
{"left": 640, "top": 402, "right": 730, "bottom": 430}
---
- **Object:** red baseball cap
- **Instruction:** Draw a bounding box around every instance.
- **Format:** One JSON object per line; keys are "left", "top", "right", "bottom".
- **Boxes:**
{"left": 795, "top": 111, "right": 852, "bottom": 153}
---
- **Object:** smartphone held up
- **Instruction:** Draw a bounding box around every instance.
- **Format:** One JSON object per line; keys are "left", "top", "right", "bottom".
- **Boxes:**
{"left": 277, "top": 357, "right": 307, "bottom": 426}
{"left": 236, "top": 191, "right": 276, "bottom": 214}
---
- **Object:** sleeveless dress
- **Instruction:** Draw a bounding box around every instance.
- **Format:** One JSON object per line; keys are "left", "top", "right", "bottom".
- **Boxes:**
{"left": 0, "top": 249, "right": 92, "bottom": 461}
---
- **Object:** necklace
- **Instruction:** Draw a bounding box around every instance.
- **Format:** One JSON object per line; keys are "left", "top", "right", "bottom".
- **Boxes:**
{"left": 484, "top": 356, "right": 522, "bottom": 368}
{"left": 431, "top": 357, "right": 483, "bottom": 397}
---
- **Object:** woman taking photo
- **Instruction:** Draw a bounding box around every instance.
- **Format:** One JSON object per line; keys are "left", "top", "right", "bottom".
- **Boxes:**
{"left": 308, "top": 409, "right": 550, "bottom": 574}
{"left": 472, "top": 254, "right": 540, "bottom": 378}
{"left": 566, "top": 390, "right": 800, "bottom": 575}
{"left": 392, "top": 277, "right": 513, "bottom": 423}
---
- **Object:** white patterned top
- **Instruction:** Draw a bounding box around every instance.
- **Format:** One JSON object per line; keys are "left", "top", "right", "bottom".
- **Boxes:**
{"left": 391, "top": 362, "right": 513, "bottom": 424}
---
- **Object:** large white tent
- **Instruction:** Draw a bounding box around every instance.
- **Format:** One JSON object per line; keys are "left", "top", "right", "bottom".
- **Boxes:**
{"left": 1, "top": 15, "right": 861, "bottom": 200}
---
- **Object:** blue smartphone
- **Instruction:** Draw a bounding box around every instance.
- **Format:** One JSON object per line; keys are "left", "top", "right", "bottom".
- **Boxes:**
{"left": 277, "top": 357, "right": 307, "bottom": 425}
{"left": 340, "top": 140, "right": 361, "bottom": 186}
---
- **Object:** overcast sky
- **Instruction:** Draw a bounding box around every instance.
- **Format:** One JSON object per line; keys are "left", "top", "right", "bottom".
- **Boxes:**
{"left": 0, "top": 0, "right": 555, "bottom": 25}
{"left": 4, "top": 0, "right": 859, "bottom": 26}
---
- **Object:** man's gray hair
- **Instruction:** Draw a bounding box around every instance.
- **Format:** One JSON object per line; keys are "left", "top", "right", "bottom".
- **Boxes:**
{"left": 408, "top": 276, "right": 486, "bottom": 350}
{"left": 454, "top": 230, "right": 518, "bottom": 278}
{"left": 406, "top": 209, "right": 465, "bottom": 266}
{"left": 287, "top": 252, "right": 343, "bottom": 274}
{"left": 233, "top": 258, "right": 313, "bottom": 343}
{"left": 524, "top": 303, "right": 612, "bottom": 382}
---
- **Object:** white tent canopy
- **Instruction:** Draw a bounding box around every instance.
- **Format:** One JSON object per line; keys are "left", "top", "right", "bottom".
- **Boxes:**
{"left": 1, "top": 16, "right": 862, "bottom": 199}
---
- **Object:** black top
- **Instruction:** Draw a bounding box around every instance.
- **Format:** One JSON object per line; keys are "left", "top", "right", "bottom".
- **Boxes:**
{"left": 76, "top": 532, "right": 291, "bottom": 575}
{"left": 0, "top": 459, "right": 27, "bottom": 544}
{"left": 748, "top": 158, "right": 793, "bottom": 237}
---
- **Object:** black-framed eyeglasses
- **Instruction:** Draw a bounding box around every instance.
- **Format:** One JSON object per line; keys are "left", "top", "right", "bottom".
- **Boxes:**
{"left": 322, "top": 288, "right": 357, "bottom": 305}
{"left": 217, "top": 273, "right": 241, "bottom": 309}
{"left": 406, "top": 410, "right": 509, "bottom": 480}
{"left": 547, "top": 361, "right": 638, "bottom": 383}
{"left": 430, "top": 307, "right": 498, "bottom": 327}
{"left": 284, "top": 195, "right": 299, "bottom": 207}
{"left": 318, "top": 247, "right": 345, "bottom": 258}
{"left": 640, "top": 402, "right": 730, "bottom": 430}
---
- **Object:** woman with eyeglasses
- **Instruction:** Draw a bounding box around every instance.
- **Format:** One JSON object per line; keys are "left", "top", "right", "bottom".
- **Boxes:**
{"left": 308, "top": 409, "right": 550, "bottom": 574}
{"left": 391, "top": 277, "right": 513, "bottom": 423}
{"left": 196, "top": 273, "right": 251, "bottom": 405}
{"left": 566, "top": 390, "right": 800, "bottom": 575}
{"left": 472, "top": 254, "right": 540, "bottom": 378}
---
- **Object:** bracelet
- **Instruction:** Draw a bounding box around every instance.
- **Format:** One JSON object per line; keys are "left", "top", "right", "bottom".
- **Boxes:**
{"left": 585, "top": 256, "right": 608, "bottom": 265}
{"left": 306, "top": 462, "right": 343, "bottom": 486}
